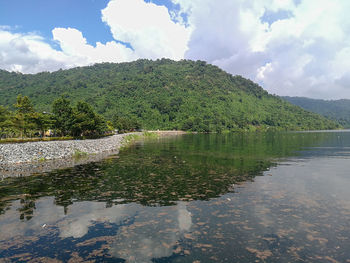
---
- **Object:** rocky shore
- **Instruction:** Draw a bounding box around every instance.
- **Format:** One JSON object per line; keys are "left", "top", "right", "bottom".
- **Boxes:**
{"left": 0, "top": 133, "right": 134, "bottom": 177}
{"left": 0, "top": 131, "right": 186, "bottom": 177}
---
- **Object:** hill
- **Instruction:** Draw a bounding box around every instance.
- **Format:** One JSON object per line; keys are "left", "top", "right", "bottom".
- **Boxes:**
{"left": 0, "top": 59, "right": 339, "bottom": 132}
{"left": 282, "top": 96, "right": 350, "bottom": 128}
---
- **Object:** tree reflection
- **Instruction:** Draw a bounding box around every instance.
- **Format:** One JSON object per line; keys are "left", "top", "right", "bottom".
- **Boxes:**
{"left": 0, "top": 131, "right": 339, "bottom": 219}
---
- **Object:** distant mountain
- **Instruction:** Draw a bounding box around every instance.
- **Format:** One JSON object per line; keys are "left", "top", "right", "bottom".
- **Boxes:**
{"left": 0, "top": 59, "right": 339, "bottom": 132}
{"left": 282, "top": 96, "right": 350, "bottom": 128}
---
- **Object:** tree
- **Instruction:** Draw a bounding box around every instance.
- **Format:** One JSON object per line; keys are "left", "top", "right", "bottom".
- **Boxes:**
{"left": 0, "top": 106, "right": 12, "bottom": 139}
{"left": 112, "top": 115, "right": 142, "bottom": 133}
{"left": 30, "top": 112, "right": 53, "bottom": 137}
{"left": 71, "top": 101, "right": 107, "bottom": 137}
{"left": 52, "top": 97, "right": 74, "bottom": 136}
{"left": 13, "top": 95, "right": 35, "bottom": 138}
{"left": 71, "top": 101, "right": 95, "bottom": 136}
{"left": 14, "top": 94, "right": 34, "bottom": 114}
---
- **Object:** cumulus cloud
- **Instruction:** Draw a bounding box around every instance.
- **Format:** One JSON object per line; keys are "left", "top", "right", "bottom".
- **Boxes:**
{"left": 52, "top": 27, "right": 136, "bottom": 64}
{"left": 0, "top": 0, "right": 190, "bottom": 74}
{"left": 173, "top": 0, "right": 350, "bottom": 98}
{"left": 1, "top": 0, "right": 350, "bottom": 98}
{"left": 101, "top": 0, "right": 191, "bottom": 60}
{"left": 0, "top": 27, "right": 140, "bottom": 74}
{"left": 0, "top": 30, "right": 73, "bottom": 73}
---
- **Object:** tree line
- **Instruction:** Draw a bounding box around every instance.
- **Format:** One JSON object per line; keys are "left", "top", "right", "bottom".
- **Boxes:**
{"left": 0, "top": 95, "right": 141, "bottom": 140}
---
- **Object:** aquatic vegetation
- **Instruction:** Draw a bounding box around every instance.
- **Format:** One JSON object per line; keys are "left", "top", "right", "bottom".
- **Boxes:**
{"left": 1, "top": 131, "right": 350, "bottom": 262}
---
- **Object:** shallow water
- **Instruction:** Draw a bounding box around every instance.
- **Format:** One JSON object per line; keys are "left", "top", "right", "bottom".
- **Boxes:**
{"left": 1, "top": 131, "right": 350, "bottom": 262}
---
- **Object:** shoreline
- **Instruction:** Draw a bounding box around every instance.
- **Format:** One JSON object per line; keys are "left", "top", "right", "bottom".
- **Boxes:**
{"left": 0, "top": 131, "right": 186, "bottom": 177}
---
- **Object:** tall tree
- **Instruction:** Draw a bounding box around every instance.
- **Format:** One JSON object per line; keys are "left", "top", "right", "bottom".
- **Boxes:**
{"left": 72, "top": 101, "right": 107, "bottom": 136}
{"left": 30, "top": 112, "right": 53, "bottom": 137}
{"left": 0, "top": 106, "right": 12, "bottom": 139}
{"left": 13, "top": 95, "right": 35, "bottom": 138}
{"left": 52, "top": 97, "right": 74, "bottom": 136}
{"left": 14, "top": 94, "right": 34, "bottom": 114}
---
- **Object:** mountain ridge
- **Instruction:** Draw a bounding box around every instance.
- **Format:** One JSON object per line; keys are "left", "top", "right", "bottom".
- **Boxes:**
{"left": 0, "top": 59, "right": 339, "bottom": 132}
{"left": 282, "top": 96, "right": 350, "bottom": 128}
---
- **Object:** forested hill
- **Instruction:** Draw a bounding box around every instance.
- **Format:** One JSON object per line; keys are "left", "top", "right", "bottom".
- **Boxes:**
{"left": 282, "top": 96, "right": 350, "bottom": 128}
{"left": 0, "top": 59, "right": 339, "bottom": 132}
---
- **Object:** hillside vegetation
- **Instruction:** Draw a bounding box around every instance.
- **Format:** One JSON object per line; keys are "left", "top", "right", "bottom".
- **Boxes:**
{"left": 0, "top": 59, "right": 339, "bottom": 132}
{"left": 282, "top": 96, "right": 350, "bottom": 128}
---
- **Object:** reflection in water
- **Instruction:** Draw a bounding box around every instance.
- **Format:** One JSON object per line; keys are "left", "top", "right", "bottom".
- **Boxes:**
{"left": 0, "top": 198, "right": 192, "bottom": 263}
{"left": 110, "top": 202, "right": 192, "bottom": 263}
{"left": 1, "top": 131, "right": 350, "bottom": 262}
{"left": 58, "top": 202, "right": 138, "bottom": 239}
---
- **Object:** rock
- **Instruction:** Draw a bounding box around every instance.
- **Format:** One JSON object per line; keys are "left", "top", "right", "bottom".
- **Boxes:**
{"left": 0, "top": 133, "right": 137, "bottom": 177}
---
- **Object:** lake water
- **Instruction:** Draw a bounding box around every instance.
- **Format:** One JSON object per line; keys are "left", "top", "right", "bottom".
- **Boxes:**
{"left": 1, "top": 131, "right": 350, "bottom": 262}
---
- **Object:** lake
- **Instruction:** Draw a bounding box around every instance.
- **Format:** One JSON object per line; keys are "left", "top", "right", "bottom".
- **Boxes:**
{"left": 1, "top": 131, "right": 350, "bottom": 262}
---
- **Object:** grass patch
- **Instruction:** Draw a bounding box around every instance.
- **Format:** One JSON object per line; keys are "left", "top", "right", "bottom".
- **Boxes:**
{"left": 120, "top": 134, "right": 142, "bottom": 149}
{"left": 143, "top": 131, "right": 159, "bottom": 138}
{"left": 73, "top": 149, "right": 88, "bottom": 159}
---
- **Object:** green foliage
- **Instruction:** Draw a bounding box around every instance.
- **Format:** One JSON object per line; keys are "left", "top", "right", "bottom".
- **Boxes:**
{"left": 121, "top": 134, "right": 142, "bottom": 149}
{"left": 112, "top": 115, "right": 142, "bottom": 133}
{"left": 51, "top": 97, "right": 108, "bottom": 137}
{"left": 52, "top": 97, "right": 74, "bottom": 136}
{"left": 143, "top": 131, "right": 158, "bottom": 138}
{"left": 12, "top": 95, "right": 37, "bottom": 138}
{"left": 0, "top": 95, "right": 108, "bottom": 140}
{"left": 0, "top": 59, "right": 340, "bottom": 132}
{"left": 282, "top": 96, "right": 350, "bottom": 128}
{"left": 14, "top": 94, "right": 34, "bottom": 114}
{"left": 0, "top": 106, "right": 12, "bottom": 139}
{"left": 71, "top": 101, "right": 107, "bottom": 137}
{"left": 0, "top": 136, "right": 74, "bottom": 144}
{"left": 73, "top": 149, "right": 88, "bottom": 159}
{"left": 30, "top": 112, "right": 53, "bottom": 137}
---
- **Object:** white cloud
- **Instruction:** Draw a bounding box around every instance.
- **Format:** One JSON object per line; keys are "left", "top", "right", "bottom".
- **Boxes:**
{"left": 52, "top": 27, "right": 136, "bottom": 64}
{"left": 0, "top": 30, "right": 73, "bottom": 73}
{"left": 101, "top": 0, "right": 192, "bottom": 60}
{"left": 172, "top": 0, "right": 350, "bottom": 99}
{"left": 0, "top": 27, "right": 139, "bottom": 74}
{"left": 0, "top": 0, "right": 190, "bottom": 74}
{"left": 1, "top": 0, "right": 350, "bottom": 98}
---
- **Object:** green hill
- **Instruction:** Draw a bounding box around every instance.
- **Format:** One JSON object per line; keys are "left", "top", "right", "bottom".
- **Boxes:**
{"left": 282, "top": 96, "right": 350, "bottom": 128}
{"left": 0, "top": 59, "right": 339, "bottom": 132}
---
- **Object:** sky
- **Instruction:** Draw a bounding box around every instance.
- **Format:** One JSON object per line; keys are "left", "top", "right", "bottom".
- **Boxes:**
{"left": 1, "top": 0, "right": 350, "bottom": 99}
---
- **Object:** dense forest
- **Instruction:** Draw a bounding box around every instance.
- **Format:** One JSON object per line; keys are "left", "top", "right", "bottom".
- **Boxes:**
{"left": 282, "top": 96, "right": 350, "bottom": 128}
{"left": 0, "top": 95, "right": 110, "bottom": 139}
{"left": 0, "top": 59, "right": 340, "bottom": 134}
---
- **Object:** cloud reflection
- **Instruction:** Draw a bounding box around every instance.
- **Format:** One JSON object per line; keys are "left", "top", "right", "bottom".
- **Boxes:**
{"left": 0, "top": 197, "right": 192, "bottom": 263}
{"left": 110, "top": 202, "right": 192, "bottom": 262}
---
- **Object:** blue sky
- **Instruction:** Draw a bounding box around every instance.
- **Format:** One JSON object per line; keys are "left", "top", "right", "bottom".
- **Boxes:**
{"left": 1, "top": 0, "right": 350, "bottom": 99}
{"left": 0, "top": 0, "right": 181, "bottom": 47}
{"left": 0, "top": 0, "right": 114, "bottom": 46}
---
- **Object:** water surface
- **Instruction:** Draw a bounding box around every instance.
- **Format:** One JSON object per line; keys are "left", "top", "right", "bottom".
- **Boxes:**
{"left": 1, "top": 131, "right": 350, "bottom": 262}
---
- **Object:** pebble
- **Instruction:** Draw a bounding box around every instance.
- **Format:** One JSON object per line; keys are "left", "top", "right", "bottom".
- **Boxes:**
{"left": 0, "top": 133, "right": 135, "bottom": 177}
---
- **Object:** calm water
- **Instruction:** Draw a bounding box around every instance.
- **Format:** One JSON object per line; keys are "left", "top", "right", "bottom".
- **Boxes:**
{"left": 1, "top": 131, "right": 350, "bottom": 262}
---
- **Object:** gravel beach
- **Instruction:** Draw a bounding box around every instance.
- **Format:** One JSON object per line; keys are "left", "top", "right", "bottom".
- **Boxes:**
{"left": 0, "top": 131, "right": 186, "bottom": 177}
{"left": 0, "top": 133, "right": 133, "bottom": 177}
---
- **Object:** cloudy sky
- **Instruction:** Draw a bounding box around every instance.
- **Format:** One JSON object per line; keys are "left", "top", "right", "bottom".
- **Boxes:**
{"left": 1, "top": 0, "right": 350, "bottom": 99}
